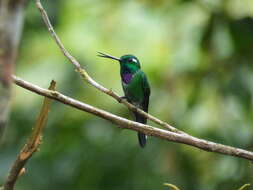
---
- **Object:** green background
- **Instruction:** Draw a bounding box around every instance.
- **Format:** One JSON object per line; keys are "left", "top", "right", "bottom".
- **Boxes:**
{"left": 1, "top": 0, "right": 253, "bottom": 189}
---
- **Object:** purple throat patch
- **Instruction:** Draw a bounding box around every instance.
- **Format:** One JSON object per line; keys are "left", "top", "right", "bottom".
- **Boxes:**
{"left": 122, "top": 73, "right": 133, "bottom": 84}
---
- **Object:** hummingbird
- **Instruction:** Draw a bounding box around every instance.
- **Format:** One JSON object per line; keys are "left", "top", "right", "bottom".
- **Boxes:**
{"left": 98, "top": 52, "right": 151, "bottom": 148}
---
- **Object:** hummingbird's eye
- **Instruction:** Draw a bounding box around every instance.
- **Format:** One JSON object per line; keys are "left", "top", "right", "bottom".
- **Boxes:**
{"left": 129, "top": 58, "right": 137, "bottom": 63}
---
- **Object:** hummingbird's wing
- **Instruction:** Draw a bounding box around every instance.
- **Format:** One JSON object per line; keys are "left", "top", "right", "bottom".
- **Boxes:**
{"left": 141, "top": 71, "right": 151, "bottom": 113}
{"left": 136, "top": 71, "right": 150, "bottom": 148}
{"left": 131, "top": 71, "right": 150, "bottom": 124}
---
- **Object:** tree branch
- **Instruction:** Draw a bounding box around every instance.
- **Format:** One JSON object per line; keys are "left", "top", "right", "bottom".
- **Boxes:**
{"left": 12, "top": 75, "right": 253, "bottom": 161}
{"left": 0, "top": 0, "right": 27, "bottom": 142}
{"left": 31, "top": 0, "right": 253, "bottom": 161}
{"left": 3, "top": 80, "right": 55, "bottom": 190}
{"left": 35, "top": 0, "right": 184, "bottom": 135}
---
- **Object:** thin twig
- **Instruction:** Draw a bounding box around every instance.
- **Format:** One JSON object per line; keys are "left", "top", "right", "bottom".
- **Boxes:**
{"left": 12, "top": 75, "right": 253, "bottom": 162}
{"left": 3, "top": 80, "right": 55, "bottom": 190}
{"left": 34, "top": 0, "right": 184, "bottom": 134}
{"left": 238, "top": 184, "right": 251, "bottom": 190}
{"left": 164, "top": 183, "right": 181, "bottom": 190}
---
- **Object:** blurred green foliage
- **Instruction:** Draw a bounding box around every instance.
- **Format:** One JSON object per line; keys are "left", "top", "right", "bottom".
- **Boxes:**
{"left": 1, "top": 0, "right": 253, "bottom": 189}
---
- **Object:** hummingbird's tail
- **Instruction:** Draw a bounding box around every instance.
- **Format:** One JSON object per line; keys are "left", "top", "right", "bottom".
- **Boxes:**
{"left": 134, "top": 113, "right": 147, "bottom": 148}
{"left": 138, "top": 132, "right": 147, "bottom": 148}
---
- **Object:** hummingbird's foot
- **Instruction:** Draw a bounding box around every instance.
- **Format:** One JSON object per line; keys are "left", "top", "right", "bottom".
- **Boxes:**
{"left": 118, "top": 96, "right": 127, "bottom": 103}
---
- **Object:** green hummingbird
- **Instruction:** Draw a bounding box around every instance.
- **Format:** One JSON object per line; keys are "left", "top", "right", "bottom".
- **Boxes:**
{"left": 98, "top": 52, "right": 151, "bottom": 148}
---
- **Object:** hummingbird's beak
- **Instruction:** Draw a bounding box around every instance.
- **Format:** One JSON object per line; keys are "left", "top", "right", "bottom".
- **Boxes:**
{"left": 97, "top": 52, "right": 120, "bottom": 61}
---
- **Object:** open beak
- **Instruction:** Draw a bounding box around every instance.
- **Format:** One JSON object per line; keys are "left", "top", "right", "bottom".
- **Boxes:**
{"left": 97, "top": 52, "right": 120, "bottom": 61}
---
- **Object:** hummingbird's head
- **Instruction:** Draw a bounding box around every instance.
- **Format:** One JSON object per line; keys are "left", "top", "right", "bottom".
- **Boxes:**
{"left": 98, "top": 52, "right": 141, "bottom": 72}
{"left": 119, "top": 55, "right": 140, "bottom": 69}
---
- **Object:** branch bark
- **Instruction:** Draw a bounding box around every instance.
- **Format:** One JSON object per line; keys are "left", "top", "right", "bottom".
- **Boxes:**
{"left": 0, "top": 0, "right": 27, "bottom": 142}
{"left": 13, "top": 75, "right": 253, "bottom": 162}
{"left": 35, "top": 0, "right": 184, "bottom": 135}
{"left": 3, "top": 80, "right": 55, "bottom": 190}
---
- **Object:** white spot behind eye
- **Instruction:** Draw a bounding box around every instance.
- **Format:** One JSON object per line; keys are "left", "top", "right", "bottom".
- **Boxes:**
{"left": 130, "top": 58, "right": 137, "bottom": 63}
